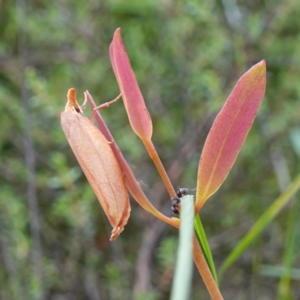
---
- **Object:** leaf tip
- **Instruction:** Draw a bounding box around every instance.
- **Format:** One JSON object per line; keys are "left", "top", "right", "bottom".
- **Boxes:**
{"left": 253, "top": 59, "right": 267, "bottom": 77}
{"left": 115, "top": 27, "right": 121, "bottom": 35}
{"left": 259, "top": 59, "right": 266, "bottom": 67}
{"left": 113, "top": 28, "right": 122, "bottom": 44}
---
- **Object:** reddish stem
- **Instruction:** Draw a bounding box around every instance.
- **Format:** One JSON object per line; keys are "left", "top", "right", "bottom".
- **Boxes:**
{"left": 193, "top": 237, "right": 223, "bottom": 300}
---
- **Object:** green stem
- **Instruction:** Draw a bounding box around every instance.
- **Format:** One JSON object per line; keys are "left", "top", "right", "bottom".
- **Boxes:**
{"left": 171, "top": 195, "right": 194, "bottom": 300}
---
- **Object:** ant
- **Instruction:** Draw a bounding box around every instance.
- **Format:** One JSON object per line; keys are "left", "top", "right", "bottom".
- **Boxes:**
{"left": 171, "top": 188, "right": 191, "bottom": 215}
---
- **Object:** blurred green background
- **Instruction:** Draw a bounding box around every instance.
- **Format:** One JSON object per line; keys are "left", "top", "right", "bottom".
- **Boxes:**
{"left": 1, "top": 0, "right": 300, "bottom": 299}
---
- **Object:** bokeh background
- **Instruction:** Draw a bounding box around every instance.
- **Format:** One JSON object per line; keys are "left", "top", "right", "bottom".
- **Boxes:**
{"left": 1, "top": 0, "right": 300, "bottom": 299}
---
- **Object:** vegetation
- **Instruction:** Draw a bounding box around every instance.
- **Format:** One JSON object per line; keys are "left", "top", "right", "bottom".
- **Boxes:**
{"left": 1, "top": 0, "right": 300, "bottom": 299}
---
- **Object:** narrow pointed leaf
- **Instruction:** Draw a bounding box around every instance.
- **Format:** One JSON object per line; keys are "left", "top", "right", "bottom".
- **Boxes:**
{"left": 194, "top": 214, "right": 218, "bottom": 285}
{"left": 196, "top": 60, "right": 266, "bottom": 211}
{"left": 110, "top": 28, "right": 153, "bottom": 141}
{"left": 219, "top": 173, "right": 300, "bottom": 277}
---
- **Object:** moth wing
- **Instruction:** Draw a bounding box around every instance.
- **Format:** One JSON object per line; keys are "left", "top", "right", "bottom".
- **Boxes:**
{"left": 61, "top": 111, "right": 130, "bottom": 240}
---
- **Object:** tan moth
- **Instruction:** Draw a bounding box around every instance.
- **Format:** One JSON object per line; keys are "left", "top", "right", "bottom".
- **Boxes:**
{"left": 61, "top": 88, "right": 130, "bottom": 240}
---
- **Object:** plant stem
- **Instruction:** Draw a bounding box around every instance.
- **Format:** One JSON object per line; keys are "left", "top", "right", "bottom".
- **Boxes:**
{"left": 193, "top": 237, "right": 224, "bottom": 300}
{"left": 171, "top": 195, "right": 194, "bottom": 300}
{"left": 143, "top": 139, "right": 176, "bottom": 197}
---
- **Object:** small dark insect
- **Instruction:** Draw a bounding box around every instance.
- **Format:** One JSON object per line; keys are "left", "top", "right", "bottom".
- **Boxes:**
{"left": 176, "top": 188, "right": 189, "bottom": 198}
{"left": 171, "top": 188, "right": 192, "bottom": 215}
{"left": 171, "top": 196, "right": 181, "bottom": 214}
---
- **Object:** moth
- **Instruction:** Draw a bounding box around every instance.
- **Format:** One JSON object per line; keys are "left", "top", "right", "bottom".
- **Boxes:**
{"left": 60, "top": 88, "right": 130, "bottom": 240}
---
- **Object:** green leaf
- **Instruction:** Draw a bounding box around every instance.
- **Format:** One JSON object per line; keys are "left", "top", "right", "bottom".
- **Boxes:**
{"left": 194, "top": 214, "right": 218, "bottom": 285}
{"left": 277, "top": 193, "right": 300, "bottom": 299}
{"left": 219, "top": 173, "right": 300, "bottom": 278}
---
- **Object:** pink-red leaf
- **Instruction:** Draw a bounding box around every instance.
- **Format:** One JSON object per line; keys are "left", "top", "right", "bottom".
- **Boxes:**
{"left": 195, "top": 60, "right": 266, "bottom": 212}
{"left": 109, "top": 28, "right": 152, "bottom": 141}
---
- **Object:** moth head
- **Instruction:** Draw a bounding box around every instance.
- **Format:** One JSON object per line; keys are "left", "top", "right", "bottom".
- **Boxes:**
{"left": 65, "top": 88, "right": 83, "bottom": 113}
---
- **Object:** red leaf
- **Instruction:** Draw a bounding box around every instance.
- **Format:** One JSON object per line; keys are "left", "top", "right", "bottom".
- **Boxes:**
{"left": 110, "top": 28, "right": 153, "bottom": 141}
{"left": 195, "top": 60, "right": 266, "bottom": 212}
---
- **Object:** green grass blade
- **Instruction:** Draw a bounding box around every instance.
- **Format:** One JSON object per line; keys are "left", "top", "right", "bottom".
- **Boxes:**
{"left": 170, "top": 195, "right": 194, "bottom": 300}
{"left": 276, "top": 194, "right": 300, "bottom": 299}
{"left": 194, "top": 214, "right": 218, "bottom": 285}
{"left": 260, "top": 265, "right": 300, "bottom": 280}
{"left": 219, "top": 173, "right": 300, "bottom": 278}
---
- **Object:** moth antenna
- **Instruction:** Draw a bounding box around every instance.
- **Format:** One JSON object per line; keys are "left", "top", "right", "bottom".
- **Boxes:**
{"left": 93, "top": 93, "right": 122, "bottom": 111}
